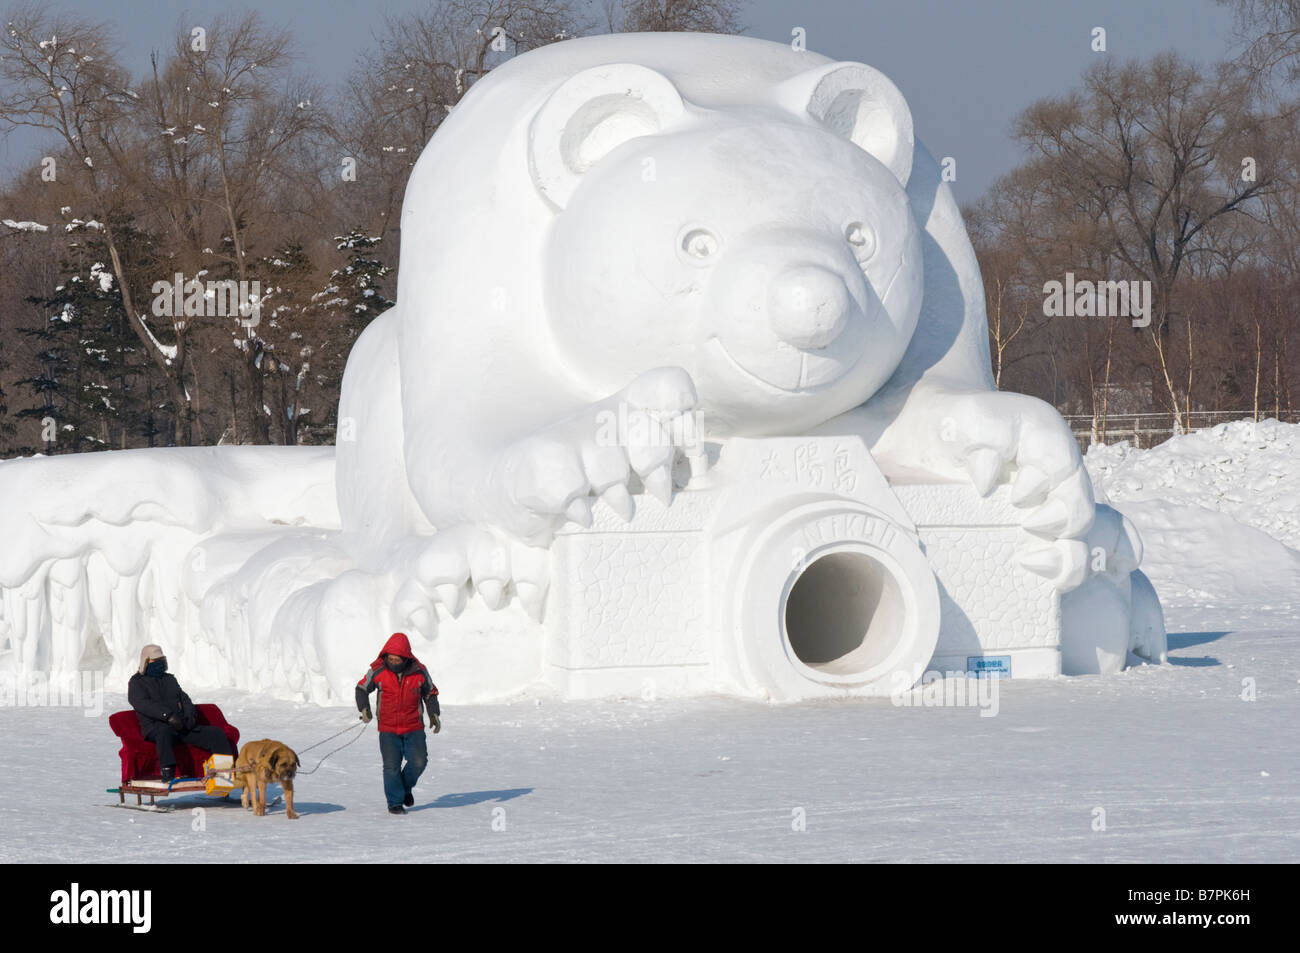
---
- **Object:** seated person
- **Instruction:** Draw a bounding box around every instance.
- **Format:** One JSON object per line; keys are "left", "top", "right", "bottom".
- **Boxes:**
{"left": 127, "top": 643, "right": 233, "bottom": 782}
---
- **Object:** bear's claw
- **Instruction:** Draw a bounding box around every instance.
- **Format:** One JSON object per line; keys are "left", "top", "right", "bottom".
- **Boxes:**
{"left": 489, "top": 366, "right": 700, "bottom": 543}
{"left": 934, "top": 390, "right": 1096, "bottom": 593}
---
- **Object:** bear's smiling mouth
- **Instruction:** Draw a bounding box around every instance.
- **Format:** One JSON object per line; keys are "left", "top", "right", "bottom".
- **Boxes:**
{"left": 708, "top": 335, "right": 865, "bottom": 393}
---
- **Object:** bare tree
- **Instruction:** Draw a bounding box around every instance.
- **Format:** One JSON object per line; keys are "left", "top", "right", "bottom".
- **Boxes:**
{"left": 1014, "top": 53, "right": 1281, "bottom": 431}
{"left": 0, "top": 4, "right": 198, "bottom": 442}
{"left": 169, "top": 12, "right": 327, "bottom": 443}
{"left": 966, "top": 195, "right": 1038, "bottom": 391}
{"left": 1221, "top": 0, "right": 1300, "bottom": 87}
{"left": 335, "top": 0, "right": 587, "bottom": 265}
{"left": 615, "top": 0, "right": 746, "bottom": 33}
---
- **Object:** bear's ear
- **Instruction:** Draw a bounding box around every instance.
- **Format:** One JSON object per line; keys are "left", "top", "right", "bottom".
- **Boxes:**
{"left": 785, "top": 62, "right": 914, "bottom": 188}
{"left": 529, "top": 63, "right": 685, "bottom": 211}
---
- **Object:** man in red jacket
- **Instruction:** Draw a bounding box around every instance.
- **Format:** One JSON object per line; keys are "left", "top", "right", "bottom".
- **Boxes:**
{"left": 356, "top": 632, "right": 441, "bottom": 814}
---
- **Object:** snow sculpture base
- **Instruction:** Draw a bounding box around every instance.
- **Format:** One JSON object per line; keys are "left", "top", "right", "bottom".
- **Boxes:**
{"left": 0, "top": 439, "right": 1094, "bottom": 705}
{"left": 895, "top": 485, "right": 1061, "bottom": 680}
{"left": 540, "top": 435, "right": 1060, "bottom": 701}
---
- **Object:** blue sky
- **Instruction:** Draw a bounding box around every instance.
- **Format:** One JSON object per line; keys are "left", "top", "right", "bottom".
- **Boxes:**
{"left": 0, "top": 0, "right": 1245, "bottom": 203}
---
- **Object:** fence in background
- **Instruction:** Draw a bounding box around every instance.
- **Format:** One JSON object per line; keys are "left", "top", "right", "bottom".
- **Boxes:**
{"left": 1063, "top": 410, "right": 1299, "bottom": 451}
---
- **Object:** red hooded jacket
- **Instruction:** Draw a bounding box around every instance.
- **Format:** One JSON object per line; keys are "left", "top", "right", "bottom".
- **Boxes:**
{"left": 356, "top": 633, "right": 439, "bottom": 734}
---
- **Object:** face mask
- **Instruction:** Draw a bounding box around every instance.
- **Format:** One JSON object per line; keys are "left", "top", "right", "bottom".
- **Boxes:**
{"left": 385, "top": 657, "right": 405, "bottom": 673}
{"left": 146, "top": 659, "right": 168, "bottom": 677}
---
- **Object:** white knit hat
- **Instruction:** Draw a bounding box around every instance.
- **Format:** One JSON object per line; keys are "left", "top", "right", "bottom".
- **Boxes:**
{"left": 138, "top": 644, "right": 165, "bottom": 675}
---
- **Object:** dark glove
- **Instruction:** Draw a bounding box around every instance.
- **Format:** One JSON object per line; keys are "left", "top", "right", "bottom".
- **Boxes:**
{"left": 167, "top": 714, "right": 185, "bottom": 731}
{"left": 183, "top": 713, "right": 197, "bottom": 731}
{"left": 429, "top": 712, "right": 441, "bottom": 734}
{"left": 360, "top": 708, "right": 373, "bottom": 724}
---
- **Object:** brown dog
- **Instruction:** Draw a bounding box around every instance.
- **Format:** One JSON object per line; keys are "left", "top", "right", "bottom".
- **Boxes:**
{"left": 233, "top": 739, "right": 300, "bottom": 819}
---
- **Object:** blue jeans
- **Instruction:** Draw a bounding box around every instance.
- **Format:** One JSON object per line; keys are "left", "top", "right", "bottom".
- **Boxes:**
{"left": 379, "top": 729, "right": 428, "bottom": 808}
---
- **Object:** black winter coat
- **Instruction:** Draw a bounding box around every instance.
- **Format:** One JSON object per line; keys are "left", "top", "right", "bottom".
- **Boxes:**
{"left": 128, "top": 672, "right": 198, "bottom": 736}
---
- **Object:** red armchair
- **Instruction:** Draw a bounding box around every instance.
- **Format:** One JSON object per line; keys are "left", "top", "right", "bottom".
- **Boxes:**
{"left": 109, "top": 704, "right": 241, "bottom": 783}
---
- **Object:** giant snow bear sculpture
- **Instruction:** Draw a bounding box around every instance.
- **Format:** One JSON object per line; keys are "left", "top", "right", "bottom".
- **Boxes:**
{"left": 0, "top": 34, "right": 1165, "bottom": 703}
{"left": 340, "top": 34, "right": 1096, "bottom": 585}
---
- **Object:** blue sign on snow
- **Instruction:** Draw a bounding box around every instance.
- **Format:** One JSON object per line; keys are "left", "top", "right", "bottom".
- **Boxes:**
{"left": 967, "top": 655, "right": 1011, "bottom": 678}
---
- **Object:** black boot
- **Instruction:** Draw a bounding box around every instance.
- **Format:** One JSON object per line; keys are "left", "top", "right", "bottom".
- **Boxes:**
{"left": 161, "top": 765, "right": 176, "bottom": 783}
{"left": 388, "top": 805, "right": 406, "bottom": 815}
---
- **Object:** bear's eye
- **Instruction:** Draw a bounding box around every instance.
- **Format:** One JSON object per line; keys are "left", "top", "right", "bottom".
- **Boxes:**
{"left": 845, "top": 221, "right": 876, "bottom": 259}
{"left": 681, "top": 228, "right": 719, "bottom": 261}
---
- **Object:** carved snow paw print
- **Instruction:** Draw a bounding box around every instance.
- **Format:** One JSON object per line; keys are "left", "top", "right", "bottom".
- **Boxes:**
{"left": 487, "top": 366, "right": 701, "bottom": 544}
{"left": 941, "top": 391, "right": 1095, "bottom": 592}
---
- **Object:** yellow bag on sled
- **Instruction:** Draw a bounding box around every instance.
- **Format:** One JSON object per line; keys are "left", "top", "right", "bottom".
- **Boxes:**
{"left": 203, "top": 753, "right": 236, "bottom": 796}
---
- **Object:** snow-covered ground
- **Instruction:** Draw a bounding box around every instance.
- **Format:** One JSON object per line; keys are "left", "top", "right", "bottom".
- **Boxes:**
{"left": 0, "top": 598, "right": 1296, "bottom": 863}
{"left": 0, "top": 421, "right": 1296, "bottom": 863}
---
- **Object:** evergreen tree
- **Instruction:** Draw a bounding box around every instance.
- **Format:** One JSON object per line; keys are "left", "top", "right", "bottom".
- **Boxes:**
{"left": 14, "top": 295, "right": 81, "bottom": 452}
{"left": 0, "top": 329, "right": 14, "bottom": 452}
{"left": 17, "top": 221, "right": 161, "bottom": 452}
{"left": 251, "top": 240, "right": 319, "bottom": 444}
{"left": 304, "top": 229, "right": 394, "bottom": 444}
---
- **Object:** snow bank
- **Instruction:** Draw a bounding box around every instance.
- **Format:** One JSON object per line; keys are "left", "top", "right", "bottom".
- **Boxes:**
{"left": 1086, "top": 419, "right": 1300, "bottom": 607}
{"left": 1087, "top": 418, "right": 1300, "bottom": 551}
{"left": 1104, "top": 500, "right": 1300, "bottom": 607}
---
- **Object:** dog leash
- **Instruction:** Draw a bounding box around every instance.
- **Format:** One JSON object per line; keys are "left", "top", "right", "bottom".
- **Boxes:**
{"left": 295, "top": 720, "right": 370, "bottom": 775}
{"left": 298, "top": 721, "right": 369, "bottom": 754}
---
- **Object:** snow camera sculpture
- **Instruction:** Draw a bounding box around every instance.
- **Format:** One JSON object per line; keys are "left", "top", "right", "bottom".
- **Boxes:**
{"left": 0, "top": 34, "right": 1165, "bottom": 703}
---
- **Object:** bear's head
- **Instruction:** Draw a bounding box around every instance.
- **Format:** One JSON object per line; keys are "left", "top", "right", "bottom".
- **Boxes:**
{"left": 531, "top": 61, "right": 924, "bottom": 437}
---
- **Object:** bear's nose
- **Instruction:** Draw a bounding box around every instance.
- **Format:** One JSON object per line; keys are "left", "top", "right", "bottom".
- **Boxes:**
{"left": 767, "top": 265, "right": 851, "bottom": 350}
